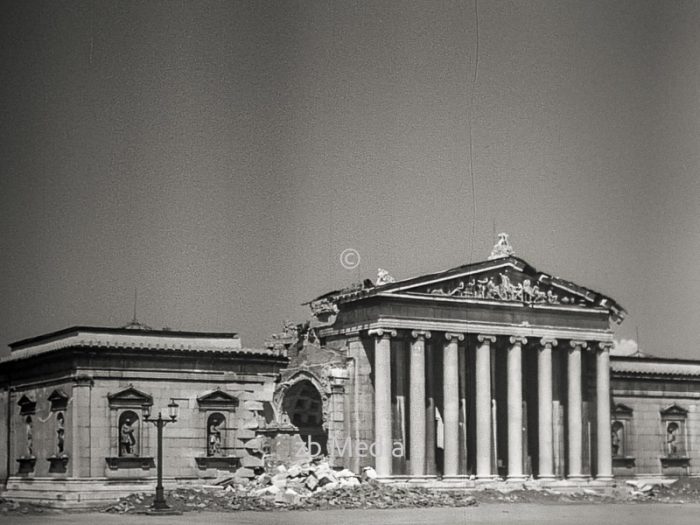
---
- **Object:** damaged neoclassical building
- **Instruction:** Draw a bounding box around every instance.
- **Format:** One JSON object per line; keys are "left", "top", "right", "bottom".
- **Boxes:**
{"left": 2, "top": 235, "right": 700, "bottom": 506}
{"left": 292, "top": 235, "right": 625, "bottom": 483}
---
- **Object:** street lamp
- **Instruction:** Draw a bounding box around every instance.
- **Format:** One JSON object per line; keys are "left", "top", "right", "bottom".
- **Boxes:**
{"left": 142, "top": 400, "right": 179, "bottom": 514}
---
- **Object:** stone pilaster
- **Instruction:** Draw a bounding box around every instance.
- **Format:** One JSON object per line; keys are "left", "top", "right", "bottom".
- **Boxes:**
{"left": 71, "top": 375, "right": 94, "bottom": 478}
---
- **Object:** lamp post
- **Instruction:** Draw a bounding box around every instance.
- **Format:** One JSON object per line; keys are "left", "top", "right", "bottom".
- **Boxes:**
{"left": 142, "top": 400, "right": 179, "bottom": 514}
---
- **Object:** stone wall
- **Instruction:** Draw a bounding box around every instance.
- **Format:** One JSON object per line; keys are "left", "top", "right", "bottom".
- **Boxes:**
{"left": 88, "top": 372, "right": 275, "bottom": 480}
{"left": 612, "top": 379, "right": 700, "bottom": 477}
{"left": 2, "top": 369, "right": 279, "bottom": 506}
{"left": 9, "top": 381, "right": 74, "bottom": 479}
{"left": 0, "top": 386, "right": 8, "bottom": 484}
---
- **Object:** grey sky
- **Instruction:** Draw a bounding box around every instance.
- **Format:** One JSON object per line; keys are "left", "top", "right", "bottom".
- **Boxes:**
{"left": 1, "top": 1, "right": 698, "bottom": 358}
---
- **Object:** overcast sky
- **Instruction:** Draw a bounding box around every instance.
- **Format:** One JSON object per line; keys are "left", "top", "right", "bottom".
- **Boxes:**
{"left": 1, "top": 1, "right": 699, "bottom": 358}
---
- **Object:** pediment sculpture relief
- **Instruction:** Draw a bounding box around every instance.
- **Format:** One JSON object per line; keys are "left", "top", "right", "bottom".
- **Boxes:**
{"left": 425, "top": 273, "right": 581, "bottom": 306}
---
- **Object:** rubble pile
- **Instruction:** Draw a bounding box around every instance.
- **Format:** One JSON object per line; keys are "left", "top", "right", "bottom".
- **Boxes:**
{"left": 10, "top": 473, "right": 700, "bottom": 515}
{"left": 0, "top": 497, "right": 59, "bottom": 516}
{"left": 104, "top": 460, "right": 476, "bottom": 513}
{"left": 304, "top": 482, "right": 477, "bottom": 510}
{"left": 622, "top": 477, "right": 700, "bottom": 502}
{"left": 217, "top": 461, "right": 477, "bottom": 510}
{"left": 476, "top": 487, "right": 615, "bottom": 504}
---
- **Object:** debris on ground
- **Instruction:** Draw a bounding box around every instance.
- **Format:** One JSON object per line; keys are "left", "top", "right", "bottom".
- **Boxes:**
{"left": 0, "top": 497, "right": 61, "bottom": 516}
{"left": 6, "top": 458, "right": 700, "bottom": 515}
{"left": 102, "top": 459, "right": 476, "bottom": 513}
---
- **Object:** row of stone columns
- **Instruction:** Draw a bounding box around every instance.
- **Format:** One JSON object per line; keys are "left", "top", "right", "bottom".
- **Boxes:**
{"left": 370, "top": 329, "right": 613, "bottom": 481}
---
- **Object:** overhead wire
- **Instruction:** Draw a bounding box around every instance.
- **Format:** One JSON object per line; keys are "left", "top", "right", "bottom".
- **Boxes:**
{"left": 468, "top": 0, "right": 480, "bottom": 263}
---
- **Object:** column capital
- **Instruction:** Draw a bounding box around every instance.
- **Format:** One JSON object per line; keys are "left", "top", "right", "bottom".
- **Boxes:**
{"left": 569, "top": 340, "right": 588, "bottom": 350}
{"left": 367, "top": 328, "right": 397, "bottom": 339}
{"left": 411, "top": 330, "right": 432, "bottom": 340}
{"left": 539, "top": 337, "right": 558, "bottom": 348}
{"left": 72, "top": 374, "right": 94, "bottom": 387}
{"left": 509, "top": 335, "right": 527, "bottom": 346}
{"left": 477, "top": 334, "right": 497, "bottom": 344}
{"left": 597, "top": 341, "right": 613, "bottom": 352}
{"left": 444, "top": 332, "right": 465, "bottom": 342}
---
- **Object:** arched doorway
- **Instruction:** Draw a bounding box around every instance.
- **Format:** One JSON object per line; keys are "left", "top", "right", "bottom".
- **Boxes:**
{"left": 282, "top": 379, "right": 327, "bottom": 457}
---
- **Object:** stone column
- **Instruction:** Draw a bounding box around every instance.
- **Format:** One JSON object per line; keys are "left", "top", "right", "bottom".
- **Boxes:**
{"left": 567, "top": 340, "right": 587, "bottom": 479}
{"left": 596, "top": 342, "right": 613, "bottom": 480}
{"left": 425, "top": 344, "right": 437, "bottom": 475}
{"left": 507, "top": 336, "right": 527, "bottom": 480}
{"left": 409, "top": 330, "right": 431, "bottom": 476}
{"left": 443, "top": 332, "right": 464, "bottom": 477}
{"left": 369, "top": 328, "right": 397, "bottom": 477}
{"left": 476, "top": 334, "right": 497, "bottom": 479}
{"left": 538, "top": 337, "right": 557, "bottom": 479}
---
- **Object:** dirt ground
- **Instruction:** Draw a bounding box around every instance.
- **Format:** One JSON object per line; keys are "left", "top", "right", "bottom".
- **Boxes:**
{"left": 5, "top": 504, "right": 700, "bottom": 525}
{"left": 2, "top": 476, "right": 700, "bottom": 518}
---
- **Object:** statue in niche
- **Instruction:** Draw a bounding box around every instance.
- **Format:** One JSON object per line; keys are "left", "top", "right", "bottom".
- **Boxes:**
{"left": 25, "top": 416, "right": 33, "bottom": 456}
{"left": 56, "top": 412, "right": 65, "bottom": 455}
{"left": 611, "top": 421, "right": 623, "bottom": 457}
{"left": 207, "top": 413, "right": 225, "bottom": 456}
{"left": 666, "top": 422, "right": 680, "bottom": 456}
{"left": 119, "top": 412, "right": 137, "bottom": 456}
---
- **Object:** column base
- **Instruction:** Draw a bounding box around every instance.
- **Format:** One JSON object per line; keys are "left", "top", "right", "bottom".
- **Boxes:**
{"left": 594, "top": 475, "right": 614, "bottom": 482}
{"left": 566, "top": 474, "right": 590, "bottom": 481}
{"left": 506, "top": 475, "right": 528, "bottom": 482}
{"left": 536, "top": 474, "right": 556, "bottom": 481}
{"left": 476, "top": 475, "right": 500, "bottom": 481}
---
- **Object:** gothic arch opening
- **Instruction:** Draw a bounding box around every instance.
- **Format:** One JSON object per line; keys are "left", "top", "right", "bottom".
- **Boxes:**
{"left": 282, "top": 379, "right": 327, "bottom": 456}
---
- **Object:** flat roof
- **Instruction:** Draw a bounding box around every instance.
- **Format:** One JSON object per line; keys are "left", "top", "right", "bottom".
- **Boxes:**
{"left": 2, "top": 325, "right": 287, "bottom": 365}
{"left": 10, "top": 325, "right": 239, "bottom": 350}
{"left": 611, "top": 355, "right": 700, "bottom": 377}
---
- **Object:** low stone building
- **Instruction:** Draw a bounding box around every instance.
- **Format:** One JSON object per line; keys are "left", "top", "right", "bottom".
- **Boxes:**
{"left": 0, "top": 324, "right": 287, "bottom": 507}
{"left": 611, "top": 355, "right": 700, "bottom": 478}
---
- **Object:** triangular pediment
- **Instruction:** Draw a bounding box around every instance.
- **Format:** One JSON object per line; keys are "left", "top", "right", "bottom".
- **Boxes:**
{"left": 107, "top": 385, "right": 153, "bottom": 408}
{"left": 379, "top": 257, "right": 617, "bottom": 312}
{"left": 197, "top": 389, "right": 239, "bottom": 409}
{"left": 661, "top": 404, "right": 688, "bottom": 418}
{"left": 17, "top": 394, "right": 36, "bottom": 415}
{"left": 308, "top": 255, "right": 626, "bottom": 324}
{"left": 613, "top": 403, "right": 634, "bottom": 417}
{"left": 48, "top": 389, "right": 69, "bottom": 411}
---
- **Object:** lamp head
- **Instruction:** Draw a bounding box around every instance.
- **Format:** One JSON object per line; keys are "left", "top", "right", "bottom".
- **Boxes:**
{"left": 168, "top": 400, "right": 179, "bottom": 421}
